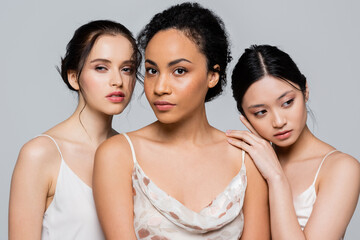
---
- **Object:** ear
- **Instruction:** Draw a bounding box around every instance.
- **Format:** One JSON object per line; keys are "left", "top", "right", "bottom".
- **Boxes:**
{"left": 68, "top": 70, "right": 80, "bottom": 91}
{"left": 304, "top": 82, "right": 309, "bottom": 102}
{"left": 207, "top": 64, "right": 220, "bottom": 88}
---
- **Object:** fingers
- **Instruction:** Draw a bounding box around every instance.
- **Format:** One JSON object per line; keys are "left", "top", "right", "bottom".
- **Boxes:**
{"left": 227, "top": 136, "right": 253, "bottom": 153}
{"left": 226, "top": 129, "right": 273, "bottom": 157}
{"left": 239, "top": 115, "right": 261, "bottom": 137}
{"left": 226, "top": 129, "right": 261, "bottom": 146}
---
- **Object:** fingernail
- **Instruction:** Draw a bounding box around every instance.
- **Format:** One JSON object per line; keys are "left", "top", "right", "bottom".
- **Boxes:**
{"left": 226, "top": 130, "right": 231, "bottom": 135}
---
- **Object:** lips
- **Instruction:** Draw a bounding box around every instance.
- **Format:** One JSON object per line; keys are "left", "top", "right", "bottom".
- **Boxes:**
{"left": 106, "top": 91, "right": 125, "bottom": 103}
{"left": 154, "top": 100, "right": 176, "bottom": 111}
{"left": 274, "top": 130, "right": 292, "bottom": 140}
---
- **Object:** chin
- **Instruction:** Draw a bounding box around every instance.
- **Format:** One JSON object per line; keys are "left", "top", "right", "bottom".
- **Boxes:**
{"left": 153, "top": 112, "right": 181, "bottom": 124}
{"left": 103, "top": 107, "right": 126, "bottom": 116}
{"left": 156, "top": 116, "right": 178, "bottom": 124}
{"left": 272, "top": 137, "right": 297, "bottom": 148}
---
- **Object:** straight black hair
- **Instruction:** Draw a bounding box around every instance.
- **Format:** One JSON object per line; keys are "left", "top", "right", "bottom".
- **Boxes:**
{"left": 231, "top": 45, "right": 307, "bottom": 115}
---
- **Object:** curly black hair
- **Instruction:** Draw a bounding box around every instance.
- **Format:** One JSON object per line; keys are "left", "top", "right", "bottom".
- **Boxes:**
{"left": 137, "top": 2, "right": 231, "bottom": 102}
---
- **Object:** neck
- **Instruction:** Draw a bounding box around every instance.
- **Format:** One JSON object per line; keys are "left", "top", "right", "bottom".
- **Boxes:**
{"left": 154, "top": 104, "right": 214, "bottom": 145}
{"left": 274, "top": 125, "right": 318, "bottom": 162}
{"left": 68, "top": 99, "right": 114, "bottom": 148}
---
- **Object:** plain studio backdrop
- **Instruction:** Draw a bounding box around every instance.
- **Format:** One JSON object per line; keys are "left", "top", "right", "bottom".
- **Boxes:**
{"left": 1, "top": 0, "right": 359, "bottom": 238}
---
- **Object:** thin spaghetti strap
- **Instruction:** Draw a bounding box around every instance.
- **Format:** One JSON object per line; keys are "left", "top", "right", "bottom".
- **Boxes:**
{"left": 37, "top": 134, "right": 63, "bottom": 160}
{"left": 122, "top": 133, "right": 138, "bottom": 164}
{"left": 241, "top": 150, "right": 245, "bottom": 165}
{"left": 311, "top": 149, "right": 339, "bottom": 186}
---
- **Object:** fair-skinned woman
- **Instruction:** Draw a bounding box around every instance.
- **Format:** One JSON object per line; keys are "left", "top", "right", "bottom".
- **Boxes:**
{"left": 93, "top": 3, "right": 270, "bottom": 240}
{"left": 9, "top": 20, "right": 141, "bottom": 240}
{"left": 228, "top": 44, "right": 360, "bottom": 240}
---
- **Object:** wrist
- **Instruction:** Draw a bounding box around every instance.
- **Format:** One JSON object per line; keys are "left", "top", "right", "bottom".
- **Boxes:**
{"left": 267, "top": 171, "right": 287, "bottom": 186}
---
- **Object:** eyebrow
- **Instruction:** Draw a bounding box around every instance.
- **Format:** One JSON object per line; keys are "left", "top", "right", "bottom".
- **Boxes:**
{"left": 168, "top": 58, "right": 192, "bottom": 67}
{"left": 145, "top": 59, "right": 157, "bottom": 67}
{"left": 90, "top": 59, "right": 135, "bottom": 65}
{"left": 248, "top": 104, "right": 265, "bottom": 109}
{"left": 145, "top": 58, "right": 192, "bottom": 67}
{"left": 277, "top": 90, "right": 294, "bottom": 100}
{"left": 248, "top": 90, "right": 295, "bottom": 109}
{"left": 90, "top": 58, "right": 111, "bottom": 64}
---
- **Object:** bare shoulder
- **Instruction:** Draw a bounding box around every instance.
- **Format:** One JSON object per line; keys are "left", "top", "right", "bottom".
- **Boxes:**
{"left": 321, "top": 151, "right": 360, "bottom": 187}
{"left": 12, "top": 135, "right": 62, "bottom": 189}
{"left": 17, "top": 135, "right": 61, "bottom": 171}
{"left": 323, "top": 151, "right": 359, "bottom": 175}
{"left": 100, "top": 133, "right": 130, "bottom": 148}
{"left": 95, "top": 133, "right": 134, "bottom": 169}
{"left": 126, "top": 122, "right": 158, "bottom": 141}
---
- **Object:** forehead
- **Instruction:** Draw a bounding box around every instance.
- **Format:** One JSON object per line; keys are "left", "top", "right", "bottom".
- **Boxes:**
{"left": 87, "top": 34, "right": 133, "bottom": 60}
{"left": 145, "top": 29, "right": 204, "bottom": 62}
{"left": 242, "top": 76, "right": 300, "bottom": 105}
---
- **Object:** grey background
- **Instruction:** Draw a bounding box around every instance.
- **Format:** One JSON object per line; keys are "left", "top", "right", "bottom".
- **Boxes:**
{"left": 1, "top": 0, "right": 359, "bottom": 238}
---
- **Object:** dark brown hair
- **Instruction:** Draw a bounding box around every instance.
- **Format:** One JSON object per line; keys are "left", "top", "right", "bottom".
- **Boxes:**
{"left": 59, "top": 20, "right": 141, "bottom": 91}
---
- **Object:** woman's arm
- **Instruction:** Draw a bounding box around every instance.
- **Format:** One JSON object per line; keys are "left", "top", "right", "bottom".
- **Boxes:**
{"left": 240, "top": 154, "right": 271, "bottom": 240}
{"left": 303, "top": 154, "right": 360, "bottom": 239}
{"left": 264, "top": 153, "right": 360, "bottom": 240}
{"left": 92, "top": 135, "right": 136, "bottom": 240}
{"left": 227, "top": 117, "right": 360, "bottom": 239}
{"left": 9, "top": 138, "right": 57, "bottom": 240}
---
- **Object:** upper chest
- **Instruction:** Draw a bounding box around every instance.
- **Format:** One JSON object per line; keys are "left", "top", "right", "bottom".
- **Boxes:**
{"left": 281, "top": 157, "right": 324, "bottom": 197}
{"left": 131, "top": 139, "right": 243, "bottom": 212}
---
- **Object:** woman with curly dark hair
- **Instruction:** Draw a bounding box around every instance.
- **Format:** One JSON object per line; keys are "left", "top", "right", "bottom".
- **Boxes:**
{"left": 93, "top": 3, "right": 270, "bottom": 239}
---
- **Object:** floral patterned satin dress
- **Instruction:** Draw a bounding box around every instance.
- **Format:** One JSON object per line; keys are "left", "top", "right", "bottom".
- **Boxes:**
{"left": 123, "top": 133, "right": 247, "bottom": 240}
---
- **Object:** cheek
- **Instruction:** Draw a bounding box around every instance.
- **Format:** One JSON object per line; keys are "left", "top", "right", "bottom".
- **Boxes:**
{"left": 179, "top": 74, "right": 208, "bottom": 99}
{"left": 252, "top": 120, "right": 272, "bottom": 139}
{"left": 292, "top": 101, "right": 307, "bottom": 125}
{"left": 125, "top": 77, "right": 136, "bottom": 93}
{"left": 78, "top": 73, "right": 101, "bottom": 97}
{"left": 144, "top": 79, "right": 153, "bottom": 98}
{"left": 245, "top": 114, "right": 272, "bottom": 139}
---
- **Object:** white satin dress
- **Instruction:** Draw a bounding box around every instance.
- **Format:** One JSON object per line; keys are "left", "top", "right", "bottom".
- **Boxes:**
{"left": 39, "top": 134, "right": 105, "bottom": 240}
{"left": 123, "top": 133, "right": 247, "bottom": 240}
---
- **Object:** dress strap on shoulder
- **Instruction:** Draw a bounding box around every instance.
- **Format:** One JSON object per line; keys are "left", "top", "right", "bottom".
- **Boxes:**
{"left": 241, "top": 150, "right": 245, "bottom": 165}
{"left": 122, "top": 133, "right": 138, "bottom": 164}
{"left": 37, "top": 134, "right": 63, "bottom": 160}
{"left": 312, "top": 149, "right": 339, "bottom": 186}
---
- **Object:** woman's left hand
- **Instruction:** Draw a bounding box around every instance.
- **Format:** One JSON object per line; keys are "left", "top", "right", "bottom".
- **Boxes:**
{"left": 226, "top": 115, "right": 283, "bottom": 182}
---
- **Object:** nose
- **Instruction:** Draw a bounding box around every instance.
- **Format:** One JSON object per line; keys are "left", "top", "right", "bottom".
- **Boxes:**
{"left": 272, "top": 110, "right": 287, "bottom": 128}
{"left": 154, "top": 73, "right": 171, "bottom": 95}
{"left": 110, "top": 70, "right": 123, "bottom": 87}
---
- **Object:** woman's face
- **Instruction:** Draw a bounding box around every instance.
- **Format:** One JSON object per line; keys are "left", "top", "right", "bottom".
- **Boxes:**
{"left": 144, "top": 29, "right": 218, "bottom": 124}
{"left": 74, "top": 34, "right": 136, "bottom": 116}
{"left": 241, "top": 76, "right": 308, "bottom": 147}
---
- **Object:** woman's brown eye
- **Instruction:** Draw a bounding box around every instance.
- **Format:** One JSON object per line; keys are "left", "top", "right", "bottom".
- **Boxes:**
{"left": 146, "top": 68, "right": 157, "bottom": 75}
{"left": 283, "top": 99, "right": 294, "bottom": 107}
{"left": 174, "top": 68, "right": 187, "bottom": 75}
{"left": 122, "top": 67, "right": 134, "bottom": 74}
{"left": 95, "top": 66, "right": 107, "bottom": 71}
{"left": 254, "top": 110, "right": 267, "bottom": 117}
